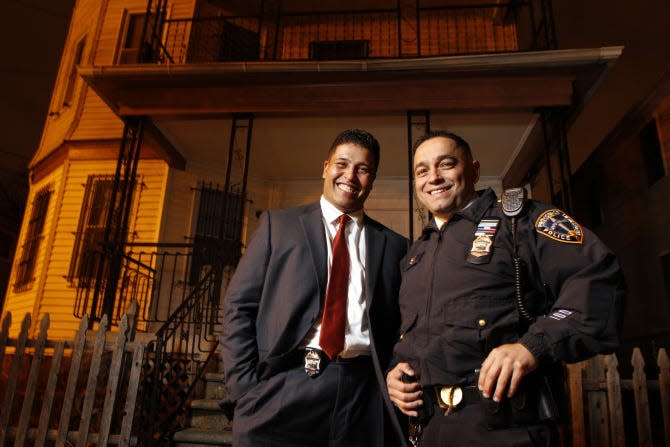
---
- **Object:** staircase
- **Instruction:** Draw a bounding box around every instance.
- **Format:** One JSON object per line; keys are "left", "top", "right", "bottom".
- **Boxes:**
{"left": 173, "top": 370, "right": 233, "bottom": 446}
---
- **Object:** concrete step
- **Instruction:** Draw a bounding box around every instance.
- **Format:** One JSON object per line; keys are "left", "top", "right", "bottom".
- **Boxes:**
{"left": 173, "top": 428, "right": 233, "bottom": 447}
{"left": 189, "top": 399, "right": 232, "bottom": 431}
{"left": 204, "top": 372, "right": 227, "bottom": 400}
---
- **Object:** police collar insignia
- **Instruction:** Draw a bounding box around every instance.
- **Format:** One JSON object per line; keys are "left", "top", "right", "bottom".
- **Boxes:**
{"left": 467, "top": 218, "right": 499, "bottom": 265}
{"left": 535, "top": 209, "right": 584, "bottom": 244}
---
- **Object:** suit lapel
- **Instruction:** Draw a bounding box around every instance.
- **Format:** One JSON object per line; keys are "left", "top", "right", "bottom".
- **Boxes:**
{"left": 300, "top": 203, "right": 328, "bottom": 298}
{"left": 364, "top": 217, "right": 386, "bottom": 307}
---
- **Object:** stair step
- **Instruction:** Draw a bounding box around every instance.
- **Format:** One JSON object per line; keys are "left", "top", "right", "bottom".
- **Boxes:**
{"left": 205, "top": 372, "right": 227, "bottom": 400}
{"left": 173, "top": 428, "right": 233, "bottom": 446}
{"left": 190, "top": 399, "right": 232, "bottom": 430}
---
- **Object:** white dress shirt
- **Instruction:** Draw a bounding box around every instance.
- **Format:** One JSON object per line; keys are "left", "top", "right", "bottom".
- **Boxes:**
{"left": 301, "top": 196, "right": 371, "bottom": 358}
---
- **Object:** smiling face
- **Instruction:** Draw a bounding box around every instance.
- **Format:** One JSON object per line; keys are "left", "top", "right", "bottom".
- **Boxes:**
{"left": 413, "top": 136, "right": 480, "bottom": 221}
{"left": 322, "top": 143, "right": 376, "bottom": 213}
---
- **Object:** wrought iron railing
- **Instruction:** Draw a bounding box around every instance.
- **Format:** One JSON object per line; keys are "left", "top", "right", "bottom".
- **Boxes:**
{"left": 74, "top": 243, "right": 197, "bottom": 326}
{"left": 71, "top": 233, "right": 243, "bottom": 443}
{"left": 139, "top": 257, "right": 239, "bottom": 446}
{"left": 140, "top": 1, "right": 556, "bottom": 64}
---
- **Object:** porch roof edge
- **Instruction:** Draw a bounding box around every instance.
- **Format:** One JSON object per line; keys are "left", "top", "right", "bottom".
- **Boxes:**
{"left": 78, "top": 47, "right": 623, "bottom": 80}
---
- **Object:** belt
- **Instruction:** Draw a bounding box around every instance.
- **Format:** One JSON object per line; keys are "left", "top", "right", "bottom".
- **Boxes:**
{"left": 258, "top": 348, "right": 370, "bottom": 381}
{"left": 301, "top": 348, "right": 371, "bottom": 377}
{"left": 425, "top": 384, "right": 481, "bottom": 415}
{"left": 302, "top": 348, "right": 370, "bottom": 364}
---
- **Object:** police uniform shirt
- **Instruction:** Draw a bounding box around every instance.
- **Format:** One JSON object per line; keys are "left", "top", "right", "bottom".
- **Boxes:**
{"left": 393, "top": 187, "right": 624, "bottom": 386}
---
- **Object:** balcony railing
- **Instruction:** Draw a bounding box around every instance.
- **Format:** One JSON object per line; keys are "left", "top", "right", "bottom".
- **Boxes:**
{"left": 141, "top": 1, "right": 555, "bottom": 65}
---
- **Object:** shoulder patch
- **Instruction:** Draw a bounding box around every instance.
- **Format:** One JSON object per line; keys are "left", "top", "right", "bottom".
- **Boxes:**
{"left": 535, "top": 209, "right": 584, "bottom": 244}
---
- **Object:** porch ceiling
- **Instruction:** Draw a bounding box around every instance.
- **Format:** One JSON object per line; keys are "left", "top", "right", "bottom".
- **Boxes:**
{"left": 152, "top": 113, "right": 538, "bottom": 180}
{"left": 79, "top": 47, "right": 621, "bottom": 183}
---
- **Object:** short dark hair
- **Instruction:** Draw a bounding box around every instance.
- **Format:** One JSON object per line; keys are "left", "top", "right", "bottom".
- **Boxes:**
{"left": 328, "top": 129, "right": 381, "bottom": 169}
{"left": 412, "top": 130, "right": 472, "bottom": 160}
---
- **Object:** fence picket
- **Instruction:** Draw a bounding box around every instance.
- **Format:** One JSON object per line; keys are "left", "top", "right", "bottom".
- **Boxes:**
{"left": 34, "top": 341, "right": 65, "bottom": 447}
{"left": 604, "top": 353, "right": 625, "bottom": 447}
{"left": 657, "top": 348, "right": 670, "bottom": 447}
{"left": 98, "top": 313, "right": 130, "bottom": 446}
{"left": 0, "top": 313, "right": 31, "bottom": 446}
{"left": 15, "top": 314, "right": 50, "bottom": 447}
{"left": 119, "top": 343, "right": 145, "bottom": 447}
{"left": 76, "top": 314, "right": 109, "bottom": 447}
{"left": 568, "top": 361, "right": 586, "bottom": 447}
{"left": 587, "top": 356, "right": 611, "bottom": 446}
{"left": 56, "top": 314, "right": 89, "bottom": 447}
{"left": 632, "top": 347, "right": 653, "bottom": 447}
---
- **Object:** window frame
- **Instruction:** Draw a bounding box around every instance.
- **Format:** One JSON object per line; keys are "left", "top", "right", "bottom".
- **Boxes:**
{"left": 13, "top": 186, "right": 52, "bottom": 292}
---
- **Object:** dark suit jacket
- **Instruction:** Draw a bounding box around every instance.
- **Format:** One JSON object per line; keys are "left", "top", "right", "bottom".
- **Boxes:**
{"left": 220, "top": 201, "right": 409, "bottom": 406}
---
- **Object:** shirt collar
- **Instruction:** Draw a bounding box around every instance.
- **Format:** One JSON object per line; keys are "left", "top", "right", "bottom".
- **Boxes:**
{"left": 421, "top": 188, "right": 497, "bottom": 238}
{"left": 455, "top": 187, "right": 497, "bottom": 223}
{"left": 320, "top": 196, "right": 364, "bottom": 226}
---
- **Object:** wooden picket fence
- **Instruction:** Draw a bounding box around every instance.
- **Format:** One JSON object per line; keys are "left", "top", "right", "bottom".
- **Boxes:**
{"left": 2, "top": 307, "right": 669, "bottom": 446}
{"left": 567, "top": 348, "right": 670, "bottom": 447}
{"left": 0, "top": 308, "right": 145, "bottom": 447}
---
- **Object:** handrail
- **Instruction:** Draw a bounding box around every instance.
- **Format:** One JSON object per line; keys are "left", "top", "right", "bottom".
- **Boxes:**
{"left": 142, "top": 262, "right": 224, "bottom": 445}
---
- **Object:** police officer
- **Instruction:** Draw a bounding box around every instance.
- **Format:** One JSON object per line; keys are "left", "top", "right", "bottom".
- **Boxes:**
{"left": 386, "top": 130, "right": 625, "bottom": 446}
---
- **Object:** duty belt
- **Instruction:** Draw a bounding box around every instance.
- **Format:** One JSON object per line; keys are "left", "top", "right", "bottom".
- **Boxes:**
{"left": 425, "top": 384, "right": 481, "bottom": 415}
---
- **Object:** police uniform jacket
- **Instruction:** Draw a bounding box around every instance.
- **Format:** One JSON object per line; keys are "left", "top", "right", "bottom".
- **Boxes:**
{"left": 393, "top": 188, "right": 625, "bottom": 386}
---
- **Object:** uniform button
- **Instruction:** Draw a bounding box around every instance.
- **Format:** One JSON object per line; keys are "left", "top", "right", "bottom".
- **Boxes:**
{"left": 399, "top": 333, "right": 405, "bottom": 341}
{"left": 478, "top": 319, "right": 487, "bottom": 327}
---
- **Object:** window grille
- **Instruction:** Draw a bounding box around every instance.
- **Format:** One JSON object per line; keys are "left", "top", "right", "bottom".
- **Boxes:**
{"left": 13, "top": 187, "right": 52, "bottom": 291}
{"left": 189, "top": 182, "right": 244, "bottom": 284}
{"left": 68, "top": 176, "right": 118, "bottom": 285}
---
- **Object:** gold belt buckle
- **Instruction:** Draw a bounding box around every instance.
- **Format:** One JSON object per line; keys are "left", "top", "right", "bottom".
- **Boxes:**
{"left": 435, "top": 385, "right": 463, "bottom": 416}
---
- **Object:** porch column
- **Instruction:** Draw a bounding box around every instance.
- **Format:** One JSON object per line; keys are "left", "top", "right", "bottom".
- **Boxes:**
{"left": 407, "top": 110, "right": 430, "bottom": 241}
{"left": 540, "top": 108, "right": 573, "bottom": 212}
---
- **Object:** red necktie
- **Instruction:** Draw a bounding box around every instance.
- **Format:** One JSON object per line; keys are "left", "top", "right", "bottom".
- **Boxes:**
{"left": 319, "top": 214, "right": 351, "bottom": 359}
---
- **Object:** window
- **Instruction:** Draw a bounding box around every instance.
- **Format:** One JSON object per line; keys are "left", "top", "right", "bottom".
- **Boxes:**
{"left": 63, "top": 37, "right": 86, "bottom": 107}
{"left": 218, "top": 21, "right": 260, "bottom": 61}
{"left": 118, "top": 12, "right": 153, "bottom": 64}
{"left": 189, "top": 183, "right": 244, "bottom": 284}
{"left": 640, "top": 119, "right": 665, "bottom": 186}
{"left": 14, "top": 187, "right": 52, "bottom": 291}
{"left": 309, "top": 40, "right": 370, "bottom": 60}
{"left": 68, "top": 176, "right": 116, "bottom": 285}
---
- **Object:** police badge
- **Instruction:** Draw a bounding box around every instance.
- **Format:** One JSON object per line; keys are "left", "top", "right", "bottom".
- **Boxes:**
{"left": 467, "top": 218, "right": 500, "bottom": 264}
{"left": 304, "top": 348, "right": 324, "bottom": 378}
{"left": 535, "top": 209, "right": 584, "bottom": 244}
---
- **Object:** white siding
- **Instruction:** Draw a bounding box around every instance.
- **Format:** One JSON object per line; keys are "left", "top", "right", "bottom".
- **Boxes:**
{"left": 10, "top": 158, "right": 169, "bottom": 340}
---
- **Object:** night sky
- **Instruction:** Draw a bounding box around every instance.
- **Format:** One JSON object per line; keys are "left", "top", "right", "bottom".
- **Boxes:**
{"left": 0, "top": 0, "right": 74, "bottom": 222}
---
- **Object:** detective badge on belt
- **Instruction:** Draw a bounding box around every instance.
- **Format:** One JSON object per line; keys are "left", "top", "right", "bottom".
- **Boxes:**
{"left": 467, "top": 218, "right": 500, "bottom": 265}
{"left": 304, "top": 348, "right": 325, "bottom": 378}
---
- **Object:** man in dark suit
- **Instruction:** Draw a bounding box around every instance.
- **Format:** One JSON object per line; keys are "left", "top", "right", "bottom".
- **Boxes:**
{"left": 220, "top": 129, "right": 409, "bottom": 447}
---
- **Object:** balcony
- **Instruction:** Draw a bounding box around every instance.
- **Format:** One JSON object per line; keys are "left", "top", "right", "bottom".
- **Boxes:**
{"left": 140, "top": 1, "right": 554, "bottom": 65}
